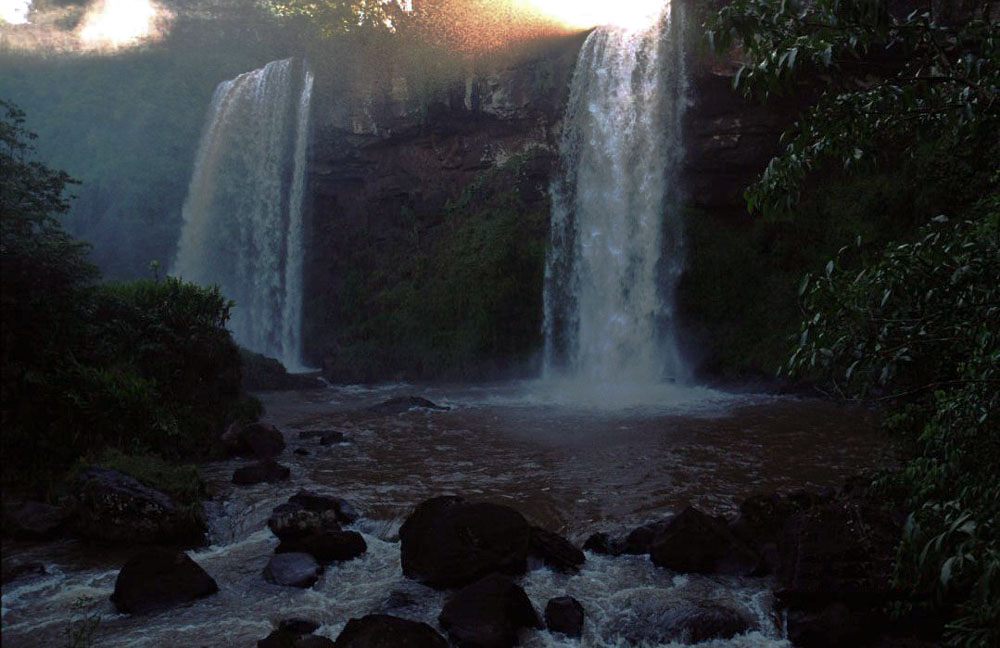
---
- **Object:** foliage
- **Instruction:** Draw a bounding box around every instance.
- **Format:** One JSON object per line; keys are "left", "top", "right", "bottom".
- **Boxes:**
{"left": 1, "top": 103, "right": 252, "bottom": 493}
{"left": 62, "top": 596, "right": 101, "bottom": 648}
{"left": 318, "top": 153, "right": 550, "bottom": 380}
{"left": 707, "top": 0, "right": 999, "bottom": 218}
{"left": 707, "top": 1, "right": 999, "bottom": 643}
{"left": 264, "top": 0, "right": 412, "bottom": 38}
{"left": 83, "top": 449, "right": 207, "bottom": 506}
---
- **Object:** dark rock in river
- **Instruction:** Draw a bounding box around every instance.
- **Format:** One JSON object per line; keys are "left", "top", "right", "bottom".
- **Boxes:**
{"left": 399, "top": 496, "right": 531, "bottom": 589}
{"left": 280, "top": 618, "right": 321, "bottom": 635}
{"left": 1, "top": 560, "right": 46, "bottom": 585}
{"left": 544, "top": 596, "right": 584, "bottom": 637}
{"left": 658, "top": 604, "right": 755, "bottom": 643}
{"left": 623, "top": 517, "right": 674, "bottom": 555}
{"left": 649, "top": 506, "right": 759, "bottom": 576}
{"left": 777, "top": 499, "right": 900, "bottom": 608}
{"left": 111, "top": 548, "right": 217, "bottom": 614}
{"left": 294, "top": 448, "right": 311, "bottom": 456}
{"left": 70, "top": 468, "right": 206, "bottom": 546}
{"left": 296, "top": 637, "right": 336, "bottom": 648}
{"left": 269, "top": 503, "right": 341, "bottom": 540}
{"left": 263, "top": 552, "right": 321, "bottom": 588}
{"left": 2, "top": 500, "right": 67, "bottom": 540}
{"left": 438, "top": 573, "right": 542, "bottom": 648}
{"left": 222, "top": 421, "right": 286, "bottom": 459}
{"left": 528, "top": 526, "right": 584, "bottom": 572}
{"left": 319, "top": 431, "right": 347, "bottom": 445}
{"left": 334, "top": 614, "right": 448, "bottom": 647}
{"left": 582, "top": 531, "right": 623, "bottom": 556}
{"left": 367, "top": 396, "right": 448, "bottom": 415}
{"left": 232, "top": 459, "right": 291, "bottom": 485}
{"left": 259, "top": 629, "right": 301, "bottom": 648}
{"left": 277, "top": 530, "right": 367, "bottom": 563}
{"left": 290, "top": 490, "right": 361, "bottom": 523}
{"left": 730, "top": 492, "right": 805, "bottom": 575}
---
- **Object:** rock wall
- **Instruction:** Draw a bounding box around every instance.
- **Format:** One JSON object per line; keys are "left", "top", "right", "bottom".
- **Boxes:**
{"left": 302, "top": 16, "right": 799, "bottom": 378}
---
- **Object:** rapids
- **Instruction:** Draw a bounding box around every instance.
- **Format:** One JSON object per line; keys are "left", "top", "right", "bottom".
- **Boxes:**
{"left": 1, "top": 383, "right": 890, "bottom": 647}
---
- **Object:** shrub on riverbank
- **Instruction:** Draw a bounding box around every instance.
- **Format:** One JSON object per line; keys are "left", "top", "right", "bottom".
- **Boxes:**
{"left": 1, "top": 100, "right": 256, "bottom": 495}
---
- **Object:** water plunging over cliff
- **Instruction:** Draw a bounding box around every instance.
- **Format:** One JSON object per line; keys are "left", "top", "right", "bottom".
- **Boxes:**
{"left": 543, "top": 3, "right": 688, "bottom": 385}
{"left": 172, "top": 58, "right": 313, "bottom": 371}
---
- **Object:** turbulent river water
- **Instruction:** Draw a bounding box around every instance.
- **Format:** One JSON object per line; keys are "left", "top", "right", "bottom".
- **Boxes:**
{"left": 1, "top": 382, "right": 890, "bottom": 647}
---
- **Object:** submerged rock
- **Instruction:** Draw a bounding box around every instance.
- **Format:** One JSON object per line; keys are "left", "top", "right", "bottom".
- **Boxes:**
{"left": 259, "top": 619, "right": 329, "bottom": 648}
{"left": 528, "top": 526, "right": 584, "bottom": 572}
{"left": 276, "top": 530, "right": 367, "bottom": 563}
{"left": 399, "top": 496, "right": 531, "bottom": 589}
{"left": 649, "top": 506, "right": 759, "bottom": 576}
{"left": 367, "top": 396, "right": 448, "bottom": 415}
{"left": 289, "top": 490, "right": 360, "bottom": 523}
{"left": 264, "top": 552, "right": 321, "bottom": 588}
{"left": 604, "top": 591, "right": 757, "bottom": 645}
{"left": 544, "top": 596, "right": 585, "bottom": 637}
{"left": 658, "top": 604, "right": 754, "bottom": 643}
{"left": 623, "top": 517, "right": 674, "bottom": 555}
{"left": 221, "top": 421, "right": 286, "bottom": 459}
{"left": 438, "top": 573, "right": 542, "bottom": 648}
{"left": 232, "top": 459, "right": 291, "bottom": 485}
{"left": 333, "top": 614, "right": 448, "bottom": 647}
{"left": 111, "top": 548, "right": 217, "bottom": 614}
{"left": 70, "top": 468, "right": 206, "bottom": 546}
{"left": 582, "top": 531, "right": 623, "bottom": 556}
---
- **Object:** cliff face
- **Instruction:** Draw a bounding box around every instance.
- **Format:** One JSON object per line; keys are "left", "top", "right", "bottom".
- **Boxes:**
{"left": 302, "top": 20, "right": 798, "bottom": 379}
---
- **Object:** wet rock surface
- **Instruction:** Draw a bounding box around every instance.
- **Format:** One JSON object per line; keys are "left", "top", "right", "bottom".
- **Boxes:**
{"left": 263, "top": 552, "right": 321, "bottom": 588}
{"left": 544, "top": 596, "right": 584, "bottom": 637}
{"left": 438, "top": 573, "right": 542, "bottom": 648}
{"left": 232, "top": 459, "right": 291, "bottom": 485}
{"left": 69, "top": 467, "right": 206, "bottom": 546}
{"left": 366, "top": 396, "right": 448, "bottom": 415}
{"left": 648, "top": 506, "right": 759, "bottom": 576}
{"left": 399, "top": 496, "right": 531, "bottom": 589}
{"left": 222, "top": 421, "right": 286, "bottom": 459}
{"left": 333, "top": 614, "right": 448, "bottom": 647}
{"left": 276, "top": 529, "right": 367, "bottom": 563}
{"left": 111, "top": 548, "right": 218, "bottom": 614}
{"left": 528, "top": 526, "right": 584, "bottom": 572}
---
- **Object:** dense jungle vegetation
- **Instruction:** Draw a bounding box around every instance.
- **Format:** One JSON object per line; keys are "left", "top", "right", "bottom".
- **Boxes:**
{"left": 0, "top": 100, "right": 258, "bottom": 496}
{"left": 707, "top": 0, "right": 998, "bottom": 643}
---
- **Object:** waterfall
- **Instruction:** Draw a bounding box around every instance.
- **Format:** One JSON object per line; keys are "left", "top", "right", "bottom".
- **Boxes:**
{"left": 543, "top": 2, "right": 688, "bottom": 385}
{"left": 172, "top": 58, "right": 313, "bottom": 371}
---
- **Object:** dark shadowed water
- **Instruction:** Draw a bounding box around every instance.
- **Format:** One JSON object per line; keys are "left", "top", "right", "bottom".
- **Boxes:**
{"left": 1, "top": 381, "right": 890, "bottom": 647}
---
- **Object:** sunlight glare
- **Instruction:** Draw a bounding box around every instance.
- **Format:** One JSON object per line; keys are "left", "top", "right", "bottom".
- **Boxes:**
{"left": 78, "top": 0, "right": 159, "bottom": 48}
{"left": 1, "top": 0, "right": 31, "bottom": 24}
{"left": 514, "top": 0, "right": 667, "bottom": 31}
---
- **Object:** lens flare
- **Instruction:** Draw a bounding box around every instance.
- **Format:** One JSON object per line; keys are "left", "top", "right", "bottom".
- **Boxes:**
{"left": 513, "top": 0, "right": 667, "bottom": 31}
{"left": 77, "top": 0, "right": 160, "bottom": 48}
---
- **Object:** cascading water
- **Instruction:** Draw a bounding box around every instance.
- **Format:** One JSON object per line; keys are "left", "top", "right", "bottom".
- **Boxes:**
{"left": 543, "top": 2, "right": 688, "bottom": 385}
{"left": 172, "top": 58, "right": 313, "bottom": 371}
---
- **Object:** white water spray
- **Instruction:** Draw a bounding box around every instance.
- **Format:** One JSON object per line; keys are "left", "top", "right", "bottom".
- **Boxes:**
{"left": 172, "top": 58, "right": 313, "bottom": 371}
{"left": 543, "top": 3, "right": 688, "bottom": 385}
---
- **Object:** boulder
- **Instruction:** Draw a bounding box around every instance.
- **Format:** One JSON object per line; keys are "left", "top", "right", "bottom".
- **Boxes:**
{"left": 333, "top": 614, "right": 448, "bottom": 647}
{"left": 268, "top": 503, "right": 341, "bottom": 540}
{"left": 319, "top": 432, "right": 347, "bottom": 446}
{"left": 438, "top": 573, "right": 542, "bottom": 648}
{"left": 289, "top": 490, "right": 360, "bottom": 523}
{"left": 622, "top": 517, "right": 673, "bottom": 555}
{"left": 263, "top": 552, "right": 321, "bottom": 588}
{"left": 367, "top": 396, "right": 448, "bottom": 415}
{"left": 296, "top": 637, "right": 336, "bottom": 648}
{"left": 582, "top": 532, "right": 623, "bottom": 556}
{"left": 70, "top": 468, "right": 206, "bottom": 546}
{"left": 730, "top": 493, "right": 803, "bottom": 575}
{"left": 544, "top": 596, "right": 584, "bottom": 637}
{"left": 259, "top": 630, "right": 335, "bottom": 648}
{"left": 399, "top": 496, "right": 531, "bottom": 589}
{"left": 232, "top": 460, "right": 291, "bottom": 485}
{"left": 1, "top": 560, "right": 46, "bottom": 584}
{"left": 777, "top": 499, "right": 900, "bottom": 610}
{"left": 110, "top": 548, "right": 217, "bottom": 614}
{"left": 276, "top": 530, "right": 367, "bottom": 563}
{"left": 294, "top": 448, "right": 311, "bottom": 456}
{"left": 528, "top": 527, "right": 584, "bottom": 572}
{"left": 222, "top": 421, "right": 286, "bottom": 459}
{"left": 649, "top": 507, "right": 759, "bottom": 576}
{"left": 280, "top": 619, "right": 321, "bottom": 635}
{"left": 2, "top": 500, "right": 67, "bottom": 540}
{"left": 657, "top": 604, "right": 754, "bottom": 643}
